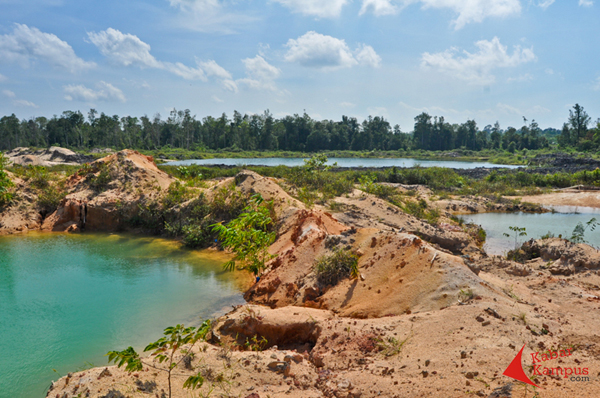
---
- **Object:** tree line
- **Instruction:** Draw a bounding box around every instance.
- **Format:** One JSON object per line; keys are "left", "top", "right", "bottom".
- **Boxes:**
{"left": 0, "top": 105, "right": 596, "bottom": 153}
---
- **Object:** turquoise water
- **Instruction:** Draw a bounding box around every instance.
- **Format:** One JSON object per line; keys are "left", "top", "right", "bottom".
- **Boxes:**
{"left": 167, "top": 157, "right": 520, "bottom": 169}
{"left": 464, "top": 208, "right": 600, "bottom": 255}
{"left": 0, "top": 233, "right": 247, "bottom": 398}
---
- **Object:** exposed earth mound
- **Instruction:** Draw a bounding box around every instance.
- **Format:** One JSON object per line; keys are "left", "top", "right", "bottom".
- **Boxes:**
{"left": 41, "top": 149, "right": 175, "bottom": 232}
{"left": 5, "top": 146, "right": 93, "bottom": 166}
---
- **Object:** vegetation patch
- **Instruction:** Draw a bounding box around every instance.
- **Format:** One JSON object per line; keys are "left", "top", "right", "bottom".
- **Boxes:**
{"left": 314, "top": 248, "right": 359, "bottom": 286}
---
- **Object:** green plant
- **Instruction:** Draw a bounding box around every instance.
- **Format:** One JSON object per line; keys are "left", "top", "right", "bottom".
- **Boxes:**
{"left": 570, "top": 217, "right": 598, "bottom": 244}
{"left": 25, "top": 165, "right": 50, "bottom": 189}
{"left": 38, "top": 184, "right": 66, "bottom": 213}
{"left": 503, "top": 284, "right": 520, "bottom": 302}
{"left": 245, "top": 335, "right": 268, "bottom": 354}
{"left": 513, "top": 312, "right": 527, "bottom": 325}
{"left": 314, "top": 248, "right": 359, "bottom": 286}
{"left": 163, "top": 180, "right": 193, "bottom": 208}
{"left": 376, "top": 332, "right": 412, "bottom": 357}
{"left": 0, "top": 153, "right": 14, "bottom": 206}
{"left": 90, "top": 163, "right": 112, "bottom": 191}
{"left": 212, "top": 193, "right": 277, "bottom": 277}
{"left": 107, "top": 320, "right": 211, "bottom": 398}
{"left": 457, "top": 288, "right": 474, "bottom": 303}
{"left": 504, "top": 226, "right": 527, "bottom": 250}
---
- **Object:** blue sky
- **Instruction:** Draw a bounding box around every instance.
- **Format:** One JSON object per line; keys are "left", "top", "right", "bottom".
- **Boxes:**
{"left": 0, "top": 0, "right": 598, "bottom": 131}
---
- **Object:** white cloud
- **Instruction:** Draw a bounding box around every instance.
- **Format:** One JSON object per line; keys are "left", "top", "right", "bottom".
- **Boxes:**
{"left": 88, "top": 28, "right": 235, "bottom": 88}
{"left": 421, "top": 37, "right": 536, "bottom": 85}
{"left": 507, "top": 73, "right": 533, "bottom": 83}
{"left": 359, "top": 0, "right": 402, "bottom": 16}
{"left": 340, "top": 101, "right": 356, "bottom": 108}
{"left": 88, "top": 28, "right": 161, "bottom": 68}
{"left": 272, "top": 0, "right": 349, "bottom": 18}
{"left": 284, "top": 31, "right": 381, "bottom": 71}
{"left": 285, "top": 32, "right": 356, "bottom": 70}
{"left": 237, "top": 55, "right": 281, "bottom": 91}
{"left": 593, "top": 77, "right": 600, "bottom": 91}
{"left": 355, "top": 44, "right": 382, "bottom": 68}
{"left": 0, "top": 73, "right": 6, "bottom": 82}
{"left": 64, "top": 81, "right": 126, "bottom": 103}
{"left": 199, "top": 59, "right": 233, "bottom": 80}
{"left": 2, "top": 89, "right": 39, "bottom": 107}
{"left": 538, "top": 0, "right": 555, "bottom": 9}
{"left": 497, "top": 102, "right": 521, "bottom": 115}
{"left": 211, "top": 95, "right": 224, "bottom": 103}
{"left": 13, "top": 99, "right": 38, "bottom": 108}
{"left": 496, "top": 103, "right": 550, "bottom": 116}
{"left": 579, "top": 0, "right": 593, "bottom": 6}
{"left": 167, "top": 0, "right": 255, "bottom": 33}
{"left": 421, "top": 0, "right": 521, "bottom": 29}
{"left": 0, "top": 24, "right": 95, "bottom": 72}
{"left": 360, "top": 0, "right": 521, "bottom": 29}
{"left": 166, "top": 62, "right": 207, "bottom": 80}
{"left": 545, "top": 68, "right": 554, "bottom": 75}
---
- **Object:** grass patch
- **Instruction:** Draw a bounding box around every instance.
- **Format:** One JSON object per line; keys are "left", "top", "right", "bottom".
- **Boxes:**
{"left": 314, "top": 248, "right": 359, "bottom": 286}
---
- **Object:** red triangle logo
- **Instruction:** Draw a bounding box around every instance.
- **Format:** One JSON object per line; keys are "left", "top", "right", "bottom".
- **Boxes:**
{"left": 503, "top": 344, "right": 540, "bottom": 388}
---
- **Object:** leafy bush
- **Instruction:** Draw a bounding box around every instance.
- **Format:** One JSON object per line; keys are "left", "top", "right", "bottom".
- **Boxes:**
{"left": 180, "top": 219, "right": 216, "bottom": 248}
{"left": 0, "top": 153, "right": 13, "bottom": 206}
{"left": 402, "top": 199, "right": 440, "bottom": 225}
{"left": 162, "top": 180, "right": 194, "bottom": 208}
{"left": 212, "top": 194, "right": 277, "bottom": 277}
{"left": 90, "top": 163, "right": 112, "bottom": 191}
{"left": 38, "top": 184, "right": 66, "bottom": 213}
{"left": 314, "top": 248, "right": 359, "bottom": 286}
{"left": 25, "top": 165, "right": 50, "bottom": 189}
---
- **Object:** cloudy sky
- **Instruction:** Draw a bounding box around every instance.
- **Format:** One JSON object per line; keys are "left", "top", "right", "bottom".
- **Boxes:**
{"left": 0, "top": 0, "right": 598, "bottom": 131}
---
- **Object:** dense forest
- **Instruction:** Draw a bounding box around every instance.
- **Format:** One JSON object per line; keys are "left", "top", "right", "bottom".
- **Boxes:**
{"left": 0, "top": 104, "right": 597, "bottom": 153}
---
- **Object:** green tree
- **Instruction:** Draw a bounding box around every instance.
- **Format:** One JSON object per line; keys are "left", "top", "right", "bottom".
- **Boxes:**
{"left": 212, "top": 193, "right": 276, "bottom": 277}
{"left": 570, "top": 218, "right": 598, "bottom": 244}
{"left": 504, "top": 226, "right": 527, "bottom": 250}
{"left": 568, "top": 103, "right": 591, "bottom": 145}
{"left": 107, "top": 321, "right": 211, "bottom": 398}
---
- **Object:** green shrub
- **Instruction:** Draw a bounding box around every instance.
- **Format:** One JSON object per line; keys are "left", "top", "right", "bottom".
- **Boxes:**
{"left": 212, "top": 194, "right": 276, "bottom": 277}
{"left": 180, "top": 219, "right": 216, "bottom": 249}
{"left": 314, "top": 248, "right": 359, "bottom": 286}
{"left": 25, "top": 165, "right": 50, "bottom": 189}
{"left": 90, "top": 163, "right": 112, "bottom": 191}
{"left": 162, "top": 180, "right": 193, "bottom": 209}
{"left": 0, "top": 153, "right": 13, "bottom": 206}
{"left": 38, "top": 184, "right": 66, "bottom": 213}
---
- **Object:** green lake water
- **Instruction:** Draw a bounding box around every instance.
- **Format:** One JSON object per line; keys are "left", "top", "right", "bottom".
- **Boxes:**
{"left": 0, "top": 233, "right": 248, "bottom": 398}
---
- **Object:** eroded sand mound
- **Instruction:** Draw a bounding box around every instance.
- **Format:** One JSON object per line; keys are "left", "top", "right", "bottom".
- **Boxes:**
{"left": 42, "top": 150, "right": 176, "bottom": 232}
{"left": 0, "top": 171, "right": 43, "bottom": 234}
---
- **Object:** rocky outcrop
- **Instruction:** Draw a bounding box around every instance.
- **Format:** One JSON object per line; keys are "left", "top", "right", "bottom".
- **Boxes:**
{"left": 520, "top": 238, "right": 600, "bottom": 275}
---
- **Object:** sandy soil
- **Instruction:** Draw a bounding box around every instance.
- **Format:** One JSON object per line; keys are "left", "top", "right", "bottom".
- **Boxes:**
{"left": 517, "top": 191, "right": 600, "bottom": 210}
